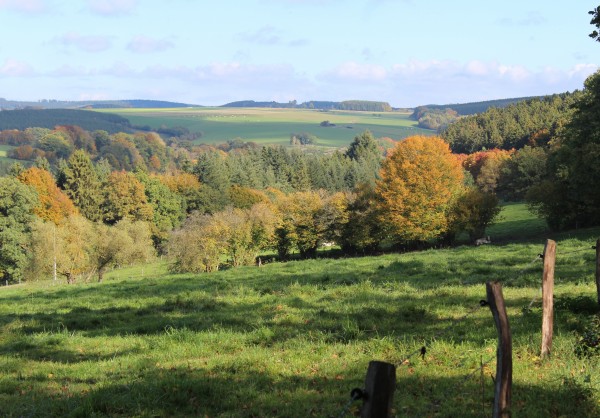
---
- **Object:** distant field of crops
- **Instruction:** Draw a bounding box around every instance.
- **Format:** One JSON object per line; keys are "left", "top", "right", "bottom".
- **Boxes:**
{"left": 101, "top": 107, "right": 435, "bottom": 147}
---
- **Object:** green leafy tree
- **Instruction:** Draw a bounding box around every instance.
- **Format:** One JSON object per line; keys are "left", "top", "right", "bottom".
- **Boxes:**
{"left": 0, "top": 178, "right": 38, "bottom": 283}
{"left": 135, "top": 170, "right": 185, "bottom": 248}
{"left": 448, "top": 188, "right": 501, "bottom": 243}
{"left": 590, "top": 6, "right": 600, "bottom": 41}
{"left": 498, "top": 146, "right": 548, "bottom": 200}
{"left": 339, "top": 183, "right": 386, "bottom": 254}
{"left": 528, "top": 70, "right": 600, "bottom": 229}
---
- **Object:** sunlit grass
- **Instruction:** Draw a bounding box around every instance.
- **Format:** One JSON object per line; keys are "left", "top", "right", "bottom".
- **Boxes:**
{"left": 97, "top": 107, "right": 434, "bottom": 147}
{"left": 1, "top": 205, "right": 599, "bottom": 416}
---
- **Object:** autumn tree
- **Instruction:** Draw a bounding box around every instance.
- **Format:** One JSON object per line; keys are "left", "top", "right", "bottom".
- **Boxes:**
{"left": 28, "top": 215, "right": 96, "bottom": 284}
{"left": 18, "top": 167, "right": 78, "bottom": 224}
{"left": 167, "top": 212, "right": 229, "bottom": 273}
{"left": 376, "top": 135, "right": 464, "bottom": 242}
{"left": 102, "top": 171, "right": 153, "bottom": 225}
{"left": 91, "top": 220, "right": 155, "bottom": 282}
{"left": 158, "top": 171, "right": 203, "bottom": 213}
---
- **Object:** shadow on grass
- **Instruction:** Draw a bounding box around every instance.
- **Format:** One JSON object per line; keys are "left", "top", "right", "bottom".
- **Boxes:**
{"left": 2, "top": 363, "right": 598, "bottom": 418}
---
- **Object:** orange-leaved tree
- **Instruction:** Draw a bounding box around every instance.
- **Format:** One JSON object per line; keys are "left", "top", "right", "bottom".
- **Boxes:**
{"left": 17, "top": 167, "right": 78, "bottom": 224}
{"left": 376, "top": 135, "right": 464, "bottom": 241}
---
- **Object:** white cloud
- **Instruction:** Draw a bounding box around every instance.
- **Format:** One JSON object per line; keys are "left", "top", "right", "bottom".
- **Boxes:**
{"left": 0, "top": 59, "right": 35, "bottom": 76}
{"left": 327, "top": 62, "right": 388, "bottom": 81}
{"left": 57, "top": 32, "right": 112, "bottom": 52}
{"left": 127, "top": 36, "right": 174, "bottom": 53}
{"left": 87, "top": 0, "right": 136, "bottom": 16}
{"left": 0, "top": 0, "right": 49, "bottom": 13}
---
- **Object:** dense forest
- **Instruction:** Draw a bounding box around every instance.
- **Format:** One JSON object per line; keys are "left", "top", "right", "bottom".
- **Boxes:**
{"left": 441, "top": 92, "right": 581, "bottom": 153}
{"left": 1, "top": 69, "right": 599, "bottom": 286}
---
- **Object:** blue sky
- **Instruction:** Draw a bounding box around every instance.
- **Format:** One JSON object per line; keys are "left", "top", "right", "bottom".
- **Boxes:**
{"left": 0, "top": 0, "right": 598, "bottom": 107}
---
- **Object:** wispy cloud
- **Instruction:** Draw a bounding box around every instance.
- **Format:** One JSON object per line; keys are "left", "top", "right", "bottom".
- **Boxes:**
{"left": 57, "top": 32, "right": 112, "bottom": 52}
{"left": 238, "top": 26, "right": 282, "bottom": 45}
{"left": 497, "top": 11, "right": 546, "bottom": 26}
{"left": 127, "top": 36, "right": 174, "bottom": 53}
{"left": 87, "top": 0, "right": 136, "bottom": 16}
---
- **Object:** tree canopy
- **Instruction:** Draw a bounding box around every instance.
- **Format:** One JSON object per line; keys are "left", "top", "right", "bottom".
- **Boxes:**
{"left": 376, "top": 135, "right": 464, "bottom": 242}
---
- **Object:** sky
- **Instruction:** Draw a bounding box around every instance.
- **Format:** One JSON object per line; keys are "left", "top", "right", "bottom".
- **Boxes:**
{"left": 0, "top": 0, "right": 598, "bottom": 107}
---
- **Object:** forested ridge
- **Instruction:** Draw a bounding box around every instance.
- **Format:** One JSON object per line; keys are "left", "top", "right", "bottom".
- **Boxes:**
{"left": 0, "top": 109, "right": 133, "bottom": 133}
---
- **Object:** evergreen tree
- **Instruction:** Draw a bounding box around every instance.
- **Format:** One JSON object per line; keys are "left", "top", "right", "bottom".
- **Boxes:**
{"left": 61, "top": 150, "right": 103, "bottom": 221}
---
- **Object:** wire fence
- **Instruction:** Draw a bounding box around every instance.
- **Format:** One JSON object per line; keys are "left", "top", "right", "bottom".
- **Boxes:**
{"left": 338, "top": 239, "right": 599, "bottom": 417}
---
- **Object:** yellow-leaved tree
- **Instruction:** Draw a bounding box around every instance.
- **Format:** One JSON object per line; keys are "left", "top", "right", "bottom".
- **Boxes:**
{"left": 376, "top": 135, "right": 464, "bottom": 241}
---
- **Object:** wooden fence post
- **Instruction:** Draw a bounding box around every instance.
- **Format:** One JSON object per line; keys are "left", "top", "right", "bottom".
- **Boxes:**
{"left": 361, "top": 361, "right": 396, "bottom": 418}
{"left": 595, "top": 239, "right": 600, "bottom": 306}
{"left": 486, "top": 281, "right": 512, "bottom": 418}
{"left": 541, "top": 239, "right": 556, "bottom": 359}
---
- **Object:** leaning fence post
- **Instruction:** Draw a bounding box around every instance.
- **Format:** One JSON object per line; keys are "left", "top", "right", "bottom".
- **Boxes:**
{"left": 595, "top": 239, "right": 600, "bottom": 306}
{"left": 541, "top": 239, "right": 556, "bottom": 359}
{"left": 486, "top": 281, "right": 512, "bottom": 418}
{"left": 361, "top": 360, "right": 396, "bottom": 418}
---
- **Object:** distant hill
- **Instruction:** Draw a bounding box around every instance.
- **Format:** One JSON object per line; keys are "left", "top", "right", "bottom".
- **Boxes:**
{"left": 0, "top": 108, "right": 132, "bottom": 133}
{"left": 0, "top": 98, "right": 199, "bottom": 110}
{"left": 222, "top": 99, "right": 393, "bottom": 112}
{"left": 418, "top": 96, "right": 541, "bottom": 116}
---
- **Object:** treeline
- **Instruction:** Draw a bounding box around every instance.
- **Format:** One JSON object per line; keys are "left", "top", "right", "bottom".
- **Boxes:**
{"left": 221, "top": 100, "right": 393, "bottom": 112}
{"left": 441, "top": 92, "right": 581, "bottom": 153}
{"left": 0, "top": 125, "right": 383, "bottom": 194}
{"left": 0, "top": 109, "right": 132, "bottom": 133}
{"left": 453, "top": 70, "right": 600, "bottom": 233}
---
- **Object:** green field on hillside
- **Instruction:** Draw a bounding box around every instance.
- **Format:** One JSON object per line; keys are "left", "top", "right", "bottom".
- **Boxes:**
{"left": 1, "top": 205, "right": 599, "bottom": 417}
{"left": 100, "top": 107, "right": 435, "bottom": 148}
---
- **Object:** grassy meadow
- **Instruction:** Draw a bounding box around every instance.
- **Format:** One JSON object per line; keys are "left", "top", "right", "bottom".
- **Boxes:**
{"left": 100, "top": 107, "right": 435, "bottom": 148}
{"left": 1, "top": 204, "right": 600, "bottom": 417}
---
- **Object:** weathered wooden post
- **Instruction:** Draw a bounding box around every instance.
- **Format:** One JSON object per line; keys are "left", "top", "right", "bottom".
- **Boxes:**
{"left": 361, "top": 361, "right": 396, "bottom": 418}
{"left": 541, "top": 239, "right": 556, "bottom": 359}
{"left": 595, "top": 239, "right": 600, "bottom": 306}
{"left": 486, "top": 281, "right": 512, "bottom": 418}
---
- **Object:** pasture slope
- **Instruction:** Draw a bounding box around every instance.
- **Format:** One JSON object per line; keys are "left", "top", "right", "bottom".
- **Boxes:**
{"left": 1, "top": 204, "right": 599, "bottom": 417}
{"left": 100, "top": 107, "right": 435, "bottom": 148}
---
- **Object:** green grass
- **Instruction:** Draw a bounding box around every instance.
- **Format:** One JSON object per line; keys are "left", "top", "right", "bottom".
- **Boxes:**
{"left": 97, "top": 107, "right": 435, "bottom": 148}
{"left": 0, "top": 144, "right": 13, "bottom": 158}
{"left": 1, "top": 205, "right": 599, "bottom": 417}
